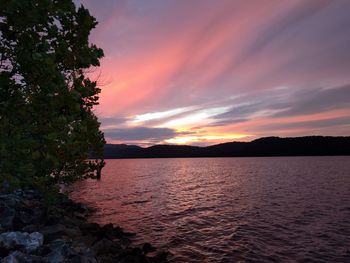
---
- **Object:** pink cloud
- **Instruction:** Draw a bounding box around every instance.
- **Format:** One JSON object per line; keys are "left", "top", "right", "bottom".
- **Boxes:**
{"left": 79, "top": 0, "right": 350, "bottom": 144}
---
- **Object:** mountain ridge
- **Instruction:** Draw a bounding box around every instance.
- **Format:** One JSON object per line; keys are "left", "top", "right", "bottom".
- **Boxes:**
{"left": 98, "top": 136, "right": 350, "bottom": 159}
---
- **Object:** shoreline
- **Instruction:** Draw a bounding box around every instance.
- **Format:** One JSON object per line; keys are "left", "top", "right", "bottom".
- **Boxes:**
{"left": 0, "top": 187, "right": 168, "bottom": 262}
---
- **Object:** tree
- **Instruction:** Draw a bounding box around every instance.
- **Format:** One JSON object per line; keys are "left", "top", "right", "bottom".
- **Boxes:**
{"left": 0, "top": 0, "right": 105, "bottom": 185}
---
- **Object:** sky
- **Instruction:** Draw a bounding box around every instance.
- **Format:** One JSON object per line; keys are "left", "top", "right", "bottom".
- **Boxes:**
{"left": 78, "top": 0, "right": 350, "bottom": 146}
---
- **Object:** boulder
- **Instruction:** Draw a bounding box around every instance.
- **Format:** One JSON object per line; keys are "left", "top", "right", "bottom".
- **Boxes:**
{"left": 64, "top": 254, "right": 97, "bottom": 263}
{"left": 0, "top": 197, "right": 16, "bottom": 231}
{"left": 45, "top": 207, "right": 66, "bottom": 226}
{"left": 0, "top": 245, "right": 9, "bottom": 258}
{"left": 0, "top": 188, "right": 168, "bottom": 263}
{"left": 142, "top": 242, "right": 156, "bottom": 255}
{"left": 44, "top": 239, "right": 68, "bottom": 263}
{"left": 76, "top": 234, "right": 96, "bottom": 247}
{"left": 79, "top": 222, "right": 101, "bottom": 236}
{"left": 15, "top": 199, "right": 44, "bottom": 227}
{"left": 152, "top": 251, "right": 169, "bottom": 262}
{"left": 1, "top": 180, "right": 11, "bottom": 193}
{"left": 91, "top": 238, "right": 115, "bottom": 255}
{"left": 0, "top": 191, "right": 44, "bottom": 231}
{"left": 21, "top": 225, "right": 40, "bottom": 233}
{"left": 44, "top": 239, "right": 97, "bottom": 263}
{"left": 2, "top": 250, "right": 43, "bottom": 263}
{"left": 41, "top": 224, "right": 81, "bottom": 243}
{"left": 0, "top": 232, "right": 43, "bottom": 253}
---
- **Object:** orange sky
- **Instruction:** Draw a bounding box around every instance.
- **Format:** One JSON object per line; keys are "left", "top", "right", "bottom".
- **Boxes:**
{"left": 79, "top": 0, "right": 350, "bottom": 146}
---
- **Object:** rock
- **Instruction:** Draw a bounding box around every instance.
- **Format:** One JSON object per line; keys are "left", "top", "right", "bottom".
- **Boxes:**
{"left": 44, "top": 239, "right": 97, "bottom": 263}
{"left": 101, "top": 223, "right": 115, "bottom": 240}
{"left": 64, "top": 227, "right": 82, "bottom": 239}
{"left": 1, "top": 180, "right": 10, "bottom": 193}
{"left": 0, "top": 232, "right": 43, "bottom": 253}
{"left": 80, "top": 222, "right": 101, "bottom": 236}
{"left": 131, "top": 247, "right": 142, "bottom": 256}
{"left": 45, "top": 207, "right": 66, "bottom": 226}
{"left": 61, "top": 215, "right": 85, "bottom": 228}
{"left": 0, "top": 188, "right": 168, "bottom": 263}
{"left": 0, "top": 192, "right": 44, "bottom": 231}
{"left": 65, "top": 254, "right": 97, "bottom": 263}
{"left": 119, "top": 254, "right": 143, "bottom": 263}
{"left": 2, "top": 250, "right": 43, "bottom": 263}
{"left": 76, "top": 235, "right": 96, "bottom": 247}
{"left": 72, "top": 212, "right": 87, "bottom": 221}
{"left": 70, "top": 241, "right": 98, "bottom": 263}
{"left": 152, "top": 251, "right": 169, "bottom": 262}
{"left": 142, "top": 242, "right": 156, "bottom": 255}
{"left": 80, "top": 223, "right": 131, "bottom": 242}
{"left": 21, "top": 225, "right": 40, "bottom": 233}
{"left": 123, "top": 231, "right": 136, "bottom": 238}
{"left": 27, "top": 232, "right": 44, "bottom": 252}
{"left": 0, "top": 197, "right": 16, "bottom": 231}
{"left": 12, "top": 208, "right": 35, "bottom": 230}
{"left": 41, "top": 224, "right": 81, "bottom": 243}
{"left": 44, "top": 239, "right": 68, "bottom": 263}
{"left": 119, "top": 236, "right": 132, "bottom": 248}
{"left": 0, "top": 246, "right": 9, "bottom": 258}
{"left": 91, "top": 238, "right": 115, "bottom": 255}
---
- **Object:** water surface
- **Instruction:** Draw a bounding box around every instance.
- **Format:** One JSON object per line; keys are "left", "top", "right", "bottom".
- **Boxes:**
{"left": 71, "top": 157, "right": 350, "bottom": 262}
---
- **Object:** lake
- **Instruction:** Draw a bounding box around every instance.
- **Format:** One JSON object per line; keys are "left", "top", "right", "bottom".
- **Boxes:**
{"left": 70, "top": 157, "right": 350, "bottom": 262}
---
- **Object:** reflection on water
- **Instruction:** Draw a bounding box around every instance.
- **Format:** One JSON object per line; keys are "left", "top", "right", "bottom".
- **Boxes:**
{"left": 71, "top": 157, "right": 350, "bottom": 262}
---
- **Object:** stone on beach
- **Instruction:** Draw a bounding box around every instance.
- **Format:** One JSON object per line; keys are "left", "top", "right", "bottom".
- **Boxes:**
{"left": 0, "top": 231, "right": 44, "bottom": 253}
{"left": 0, "top": 188, "right": 168, "bottom": 263}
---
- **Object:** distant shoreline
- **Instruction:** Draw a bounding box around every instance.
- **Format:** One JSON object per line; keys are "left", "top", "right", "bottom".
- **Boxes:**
{"left": 91, "top": 136, "right": 350, "bottom": 159}
{"left": 100, "top": 155, "right": 350, "bottom": 160}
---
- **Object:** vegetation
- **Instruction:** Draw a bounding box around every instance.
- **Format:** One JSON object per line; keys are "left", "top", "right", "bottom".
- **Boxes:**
{"left": 0, "top": 0, "right": 105, "bottom": 186}
{"left": 101, "top": 136, "right": 350, "bottom": 159}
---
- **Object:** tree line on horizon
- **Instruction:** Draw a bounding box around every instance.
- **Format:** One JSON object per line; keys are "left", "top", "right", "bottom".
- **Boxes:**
{"left": 99, "top": 136, "right": 350, "bottom": 159}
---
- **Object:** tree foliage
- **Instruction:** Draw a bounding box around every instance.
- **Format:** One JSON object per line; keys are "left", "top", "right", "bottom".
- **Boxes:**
{"left": 0, "top": 0, "right": 105, "bottom": 185}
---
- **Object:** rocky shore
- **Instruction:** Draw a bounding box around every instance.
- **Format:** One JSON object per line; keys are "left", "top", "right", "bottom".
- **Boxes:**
{"left": 0, "top": 188, "right": 168, "bottom": 263}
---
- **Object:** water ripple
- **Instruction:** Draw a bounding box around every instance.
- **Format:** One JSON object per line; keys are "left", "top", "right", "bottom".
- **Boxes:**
{"left": 71, "top": 157, "right": 350, "bottom": 262}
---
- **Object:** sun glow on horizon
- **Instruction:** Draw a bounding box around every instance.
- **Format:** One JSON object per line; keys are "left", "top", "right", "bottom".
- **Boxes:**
{"left": 165, "top": 133, "right": 252, "bottom": 145}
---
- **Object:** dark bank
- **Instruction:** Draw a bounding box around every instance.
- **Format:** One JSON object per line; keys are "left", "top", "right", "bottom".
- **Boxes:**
{"left": 0, "top": 187, "right": 168, "bottom": 262}
{"left": 98, "top": 136, "right": 350, "bottom": 159}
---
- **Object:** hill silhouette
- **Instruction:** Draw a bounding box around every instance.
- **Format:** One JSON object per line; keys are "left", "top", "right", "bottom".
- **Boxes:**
{"left": 98, "top": 136, "right": 350, "bottom": 159}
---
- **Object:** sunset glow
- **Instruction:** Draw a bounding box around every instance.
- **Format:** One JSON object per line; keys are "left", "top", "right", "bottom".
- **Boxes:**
{"left": 165, "top": 134, "right": 252, "bottom": 146}
{"left": 79, "top": 0, "right": 350, "bottom": 145}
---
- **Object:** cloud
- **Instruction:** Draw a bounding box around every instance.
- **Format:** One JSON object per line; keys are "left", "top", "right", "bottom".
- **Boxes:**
{"left": 273, "top": 85, "right": 350, "bottom": 117}
{"left": 79, "top": 0, "right": 350, "bottom": 144}
{"left": 160, "top": 106, "right": 230, "bottom": 128}
{"left": 263, "top": 116, "right": 349, "bottom": 131}
{"left": 90, "top": 0, "right": 350, "bottom": 115}
{"left": 131, "top": 106, "right": 197, "bottom": 124}
{"left": 103, "top": 126, "right": 188, "bottom": 141}
{"left": 209, "top": 84, "right": 350, "bottom": 126}
{"left": 99, "top": 116, "right": 128, "bottom": 127}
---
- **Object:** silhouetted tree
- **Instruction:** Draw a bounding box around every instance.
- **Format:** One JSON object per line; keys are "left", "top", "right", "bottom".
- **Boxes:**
{"left": 0, "top": 0, "right": 105, "bottom": 186}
